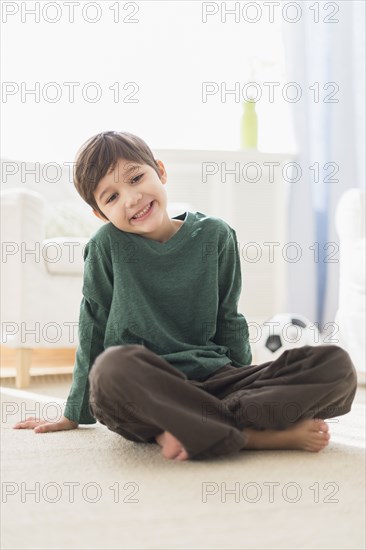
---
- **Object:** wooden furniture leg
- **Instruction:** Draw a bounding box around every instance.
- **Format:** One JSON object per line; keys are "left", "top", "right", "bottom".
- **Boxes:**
{"left": 15, "top": 348, "right": 32, "bottom": 388}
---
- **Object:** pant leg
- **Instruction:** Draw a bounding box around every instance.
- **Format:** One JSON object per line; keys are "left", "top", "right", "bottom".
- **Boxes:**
{"left": 198, "top": 344, "right": 358, "bottom": 431}
{"left": 88, "top": 344, "right": 247, "bottom": 460}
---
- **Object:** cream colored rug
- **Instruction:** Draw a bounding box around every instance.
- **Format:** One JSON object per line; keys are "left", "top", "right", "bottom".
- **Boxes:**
{"left": 1, "top": 386, "right": 365, "bottom": 550}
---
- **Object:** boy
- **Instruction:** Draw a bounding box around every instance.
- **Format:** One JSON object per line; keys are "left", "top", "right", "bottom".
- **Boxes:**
{"left": 14, "top": 131, "right": 358, "bottom": 461}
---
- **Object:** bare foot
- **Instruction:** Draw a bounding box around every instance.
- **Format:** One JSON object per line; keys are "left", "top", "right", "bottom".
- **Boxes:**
{"left": 242, "top": 419, "right": 331, "bottom": 452}
{"left": 155, "top": 431, "right": 189, "bottom": 460}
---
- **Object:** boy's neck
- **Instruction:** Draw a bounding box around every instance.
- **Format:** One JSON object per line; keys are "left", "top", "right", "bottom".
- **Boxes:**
{"left": 152, "top": 219, "right": 184, "bottom": 243}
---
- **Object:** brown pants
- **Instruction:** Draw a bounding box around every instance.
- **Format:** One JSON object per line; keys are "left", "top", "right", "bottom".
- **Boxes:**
{"left": 88, "top": 344, "right": 357, "bottom": 460}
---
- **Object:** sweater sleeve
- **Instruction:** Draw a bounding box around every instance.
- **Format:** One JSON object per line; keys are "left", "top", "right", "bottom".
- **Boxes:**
{"left": 63, "top": 296, "right": 109, "bottom": 424}
{"left": 63, "top": 238, "right": 113, "bottom": 424}
{"left": 214, "top": 228, "right": 252, "bottom": 368}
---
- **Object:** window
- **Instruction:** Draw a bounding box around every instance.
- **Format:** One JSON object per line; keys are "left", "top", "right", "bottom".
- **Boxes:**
{"left": 1, "top": 1, "right": 297, "bottom": 163}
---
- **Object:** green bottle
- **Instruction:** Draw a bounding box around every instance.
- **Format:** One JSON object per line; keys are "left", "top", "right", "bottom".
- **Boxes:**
{"left": 240, "top": 98, "right": 258, "bottom": 149}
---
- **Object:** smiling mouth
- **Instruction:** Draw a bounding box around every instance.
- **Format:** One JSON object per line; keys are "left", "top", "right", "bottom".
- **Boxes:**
{"left": 130, "top": 201, "right": 154, "bottom": 220}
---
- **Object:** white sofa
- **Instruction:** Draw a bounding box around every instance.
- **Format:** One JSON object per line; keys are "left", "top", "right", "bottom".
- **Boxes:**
{"left": 0, "top": 158, "right": 191, "bottom": 387}
{"left": 335, "top": 188, "right": 365, "bottom": 383}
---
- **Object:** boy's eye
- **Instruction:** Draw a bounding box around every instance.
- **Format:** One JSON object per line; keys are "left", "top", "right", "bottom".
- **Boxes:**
{"left": 131, "top": 173, "right": 143, "bottom": 184}
{"left": 106, "top": 193, "right": 117, "bottom": 204}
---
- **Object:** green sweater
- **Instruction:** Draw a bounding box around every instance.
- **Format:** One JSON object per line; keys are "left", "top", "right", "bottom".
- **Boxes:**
{"left": 64, "top": 210, "right": 252, "bottom": 424}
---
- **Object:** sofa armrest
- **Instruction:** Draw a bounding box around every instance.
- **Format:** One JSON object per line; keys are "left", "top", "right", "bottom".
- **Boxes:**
{"left": 0, "top": 188, "right": 47, "bottom": 345}
{"left": 334, "top": 188, "right": 365, "bottom": 377}
{"left": 1, "top": 187, "right": 45, "bottom": 243}
{"left": 335, "top": 188, "right": 365, "bottom": 241}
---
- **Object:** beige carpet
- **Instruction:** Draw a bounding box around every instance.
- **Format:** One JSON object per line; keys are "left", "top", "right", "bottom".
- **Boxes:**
{"left": 1, "top": 381, "right": 365, "bottom": 550}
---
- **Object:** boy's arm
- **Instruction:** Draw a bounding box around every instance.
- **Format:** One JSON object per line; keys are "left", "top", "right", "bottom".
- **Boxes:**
{"left": 214, "top": 228, "right": 252, "bottom": 367}
{"left": 63, "top": 296, "right": 109, "bottom": 424}
{"left": 64, "top": 238, "right": 113, "bottom": 424}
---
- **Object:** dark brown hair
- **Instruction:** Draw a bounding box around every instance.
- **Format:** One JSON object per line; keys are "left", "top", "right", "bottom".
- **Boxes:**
{"left": 73, "top": 131, "right": 160, "bottom": 220}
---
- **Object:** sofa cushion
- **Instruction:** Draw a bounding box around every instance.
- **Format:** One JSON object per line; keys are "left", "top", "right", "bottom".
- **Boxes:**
{"left": 44, "top": 202, "right": 104, "bottom": 239}
{"left": 43, "top": 237, "right": 89, "bottom": 276}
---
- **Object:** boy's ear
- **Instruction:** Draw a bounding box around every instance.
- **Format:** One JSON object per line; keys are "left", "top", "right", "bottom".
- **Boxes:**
{"left": 155, "top": 159, "right": 167, "bottom": 183}
{"left": 92, "top": 209, "right": 108, "bottom": 222}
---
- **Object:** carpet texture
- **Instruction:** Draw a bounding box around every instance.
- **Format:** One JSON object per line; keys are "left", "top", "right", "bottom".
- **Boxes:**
{"left": 1, "top": 387, "right": 365, "bottom": 550}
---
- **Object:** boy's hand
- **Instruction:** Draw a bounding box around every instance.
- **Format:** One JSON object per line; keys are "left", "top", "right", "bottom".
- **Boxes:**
{"left": 13, "top": 415, "right": 79, "bottom": 433}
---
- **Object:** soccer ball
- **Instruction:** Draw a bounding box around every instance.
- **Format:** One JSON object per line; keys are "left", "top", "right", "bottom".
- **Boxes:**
{"left": 253, "top": 313, "right": 320, "bottom": 364}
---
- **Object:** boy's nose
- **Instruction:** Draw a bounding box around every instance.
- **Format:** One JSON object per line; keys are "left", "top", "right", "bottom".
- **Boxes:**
{"left": 125, "top": 193, "right": 143, "bottom": 209}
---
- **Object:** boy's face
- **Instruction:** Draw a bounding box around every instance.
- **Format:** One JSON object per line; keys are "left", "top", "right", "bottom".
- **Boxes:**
{"left": 93, "top": 157, "right": 171, "bottom": 239}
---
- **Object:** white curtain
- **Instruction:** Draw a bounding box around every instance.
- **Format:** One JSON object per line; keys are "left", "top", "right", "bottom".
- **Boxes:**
{"left": 281, "top": 0, "right": 365, "bottom": 330}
